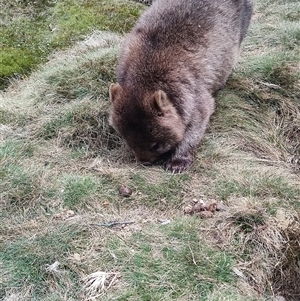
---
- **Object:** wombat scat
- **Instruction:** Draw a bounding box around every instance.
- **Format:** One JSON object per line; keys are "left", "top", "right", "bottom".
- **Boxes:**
{"left": 109, "top": 0, "right": 253, "bottom": 173}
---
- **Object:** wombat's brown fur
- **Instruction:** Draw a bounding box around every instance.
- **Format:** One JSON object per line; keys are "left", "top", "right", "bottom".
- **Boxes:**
{"left": 109, "top": 0, "right": 253, "bottom": 173}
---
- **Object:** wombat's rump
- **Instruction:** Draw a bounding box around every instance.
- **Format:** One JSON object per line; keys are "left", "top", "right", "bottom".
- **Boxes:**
{"left": 109, "top": 0, "right": 253, "bottom": 173}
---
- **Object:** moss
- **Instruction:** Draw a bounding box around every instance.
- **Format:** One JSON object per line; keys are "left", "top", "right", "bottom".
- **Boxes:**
{"left": 0, "top": 17, "right": 51, "bottom": 87}
{"left": 0, "top": 48, "right": 37, "bottom": 77}
{"left": 50, "top": 0, "right": 143, "bottom": 46}
{"left": 0, "top": 0, "right": 143, "bottom": 88}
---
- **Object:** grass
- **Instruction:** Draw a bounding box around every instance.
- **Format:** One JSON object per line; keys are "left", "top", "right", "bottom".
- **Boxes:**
{"left": 0, "top": 0, "right": 299, "bottom": 300}
{"left": 0, "top": 224, "right": 85, "bottom": 298}
{"left": 62, "top": 175, "right": 98, "bottom": 209}
{"left": 123, "top": 224, "right": 233, "bottom": 300}
{"left": 0, "top": 0, "right": 144, "bottom": 89}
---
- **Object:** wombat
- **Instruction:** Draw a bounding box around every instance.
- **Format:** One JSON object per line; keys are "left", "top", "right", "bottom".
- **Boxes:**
{"left": 109, "top": 0, "right": 253, "bottom": 173}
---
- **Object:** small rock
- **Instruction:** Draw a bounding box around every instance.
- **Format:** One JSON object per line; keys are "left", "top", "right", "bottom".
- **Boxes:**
{"left": 157, "top": 218, "right": 171, "bottom": 225}
{"left": 45, "top": 261, "right": 60, "bottom": 273}
{"left": 119, "top": 185, "right": 132, "bottom": 197}
{"left": 216, "top": 202, "right": 226, "bottom": 211}
{"left": 73, "top": 253, "right": 81, "bottom": 261}
{"left": 198, "top": 211, "right": 214, "bottom": 219}
{"left": 66, "top": 210, "right": 75, "bottom": 218}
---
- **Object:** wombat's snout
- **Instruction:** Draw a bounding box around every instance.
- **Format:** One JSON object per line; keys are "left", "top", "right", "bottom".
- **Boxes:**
{"left": 132, "top": 150, "right": 158, "bottom": 165}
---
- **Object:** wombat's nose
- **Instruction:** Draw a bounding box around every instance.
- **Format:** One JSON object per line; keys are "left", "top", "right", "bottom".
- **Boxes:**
{"left": 132, "top": 151, "right": 156, "bottom": 165}
{"left": 135, "top": 156, "right": 154, "bottom": 166}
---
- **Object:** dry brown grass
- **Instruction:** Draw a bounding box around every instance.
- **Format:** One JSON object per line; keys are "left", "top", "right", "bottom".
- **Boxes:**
{"left": 207, "top": 205, "right": 300, "bottom": 300}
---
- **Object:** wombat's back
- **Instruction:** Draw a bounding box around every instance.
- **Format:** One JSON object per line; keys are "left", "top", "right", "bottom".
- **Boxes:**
{"left": 116, "top": 0, "right": 253, "bottom": 94}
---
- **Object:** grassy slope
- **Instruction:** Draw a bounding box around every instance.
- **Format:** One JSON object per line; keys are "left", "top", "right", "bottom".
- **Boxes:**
{"left": 0, "top": 0, "right": 300, "bottom": 300}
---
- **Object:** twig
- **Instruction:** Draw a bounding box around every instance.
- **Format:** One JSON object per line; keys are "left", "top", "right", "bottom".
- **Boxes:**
{"left": 90, "top": 220, "right": 135, "bottom": 228}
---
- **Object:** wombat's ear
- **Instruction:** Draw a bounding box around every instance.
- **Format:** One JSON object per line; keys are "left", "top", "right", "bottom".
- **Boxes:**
{"left": 109, "top": 83, "right": 123, "bottom": 103}
{"left": 152, "top": 90, "right": 172, "bottom": 114}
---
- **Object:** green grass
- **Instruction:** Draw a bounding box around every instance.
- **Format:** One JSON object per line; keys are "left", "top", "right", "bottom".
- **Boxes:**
{"left": 0, "top": 140, "right": 34, "bottom": 159}
{"left": 0, "top": 0, "right": 143, "bottom": 88}
{"left": 41, "top": 52, "right": 117, "bottom": 103}
{"left": 39, "top": 111, "right": 74, "bottom": 140}
{"left": 0, "top": 0, "right": 300, "bottom": 300}
{"left": 0, "top": 218, "right": 234, "bottom": 300}
{"left": 62, "top": 175, "right": 98, "bottom": 208}
{"left": 51, "top": 0, "right": 142, "bottom": 46}
{"left": 0, "top": 163, "right": 41, "bottom": 207}
{"left": 0, "top": 224, "right": 84, "bottom": 299}
{"left": 214, "top": 174, "right": 300, "bottom": 201}
{"left": 93, "top": 219, "right": 234, "bottom": 301}
{"left": 130, "top": 171, "right": 190, "bottom": 208}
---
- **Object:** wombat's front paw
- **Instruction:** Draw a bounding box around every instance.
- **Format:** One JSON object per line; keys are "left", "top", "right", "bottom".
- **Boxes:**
{"left": 164, "top": 153, "right": 193, "bottom": 173}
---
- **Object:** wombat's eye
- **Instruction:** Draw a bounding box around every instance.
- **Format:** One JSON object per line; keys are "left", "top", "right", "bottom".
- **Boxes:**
{"left": 149, "top": 142, "right": 160, "bottom": 151}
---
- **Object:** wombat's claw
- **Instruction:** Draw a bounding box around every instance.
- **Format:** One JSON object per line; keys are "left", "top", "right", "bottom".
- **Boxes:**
{"left": 165, "top": 155, "right": 192, "bottom": 173}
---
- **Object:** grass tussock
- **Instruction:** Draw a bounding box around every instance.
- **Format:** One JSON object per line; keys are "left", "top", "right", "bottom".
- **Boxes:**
{"left": 214, "top": 66, "right": 300, "bottom": 171}
{"left": 0, "top": 0, "right": 300, "bottom": 300}
{"left": 38, "top": 101, "right": 122, "bottom": 154}
{"left": 208, "top": 205, "right": 300, "bottom": 300}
